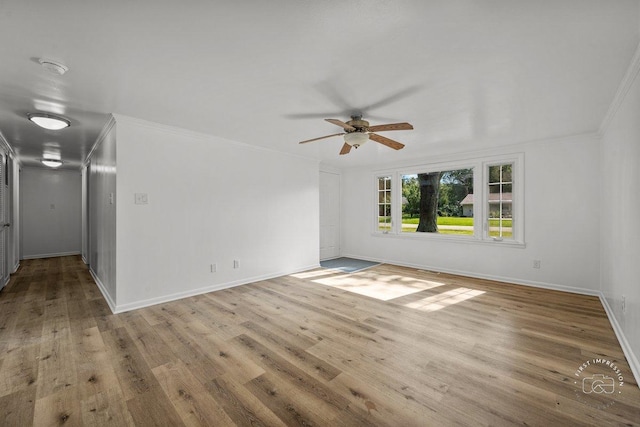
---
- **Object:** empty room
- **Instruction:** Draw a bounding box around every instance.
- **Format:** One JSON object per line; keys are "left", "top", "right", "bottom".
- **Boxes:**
{"left": 0, "top": 1, "right": 639, "bottom": 425}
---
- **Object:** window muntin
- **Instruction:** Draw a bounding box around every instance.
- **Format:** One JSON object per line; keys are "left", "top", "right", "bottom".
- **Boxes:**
{"left": 377, "top": 176, "right": 392, "bottom": 233}
{"left": 487, "top": 163, "right": 513, "bottom": 239}
{"left": 374, "top": 154, "right": 523, "bottom": 245}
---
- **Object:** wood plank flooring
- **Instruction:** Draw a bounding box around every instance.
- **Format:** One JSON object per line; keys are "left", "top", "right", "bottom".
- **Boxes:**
{"left": 0, "top": 256, "right": 638, "bottom": 426}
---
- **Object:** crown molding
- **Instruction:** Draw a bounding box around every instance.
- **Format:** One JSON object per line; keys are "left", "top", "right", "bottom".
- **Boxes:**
{"left": 111, "top": 113, "right": 320, "bottom": 165}
{"left": 0, "top": 128, "right": 18, "bottom": 161}
{"left": 84, "top": 114, "right": 116, "bottom": 167}
{"left": 599, "top": 41, "right": 640, "bottom": 136}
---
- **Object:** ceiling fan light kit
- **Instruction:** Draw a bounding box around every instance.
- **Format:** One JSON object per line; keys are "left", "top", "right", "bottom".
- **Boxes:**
{"left": 344, "top": 131, "right": 369, "bottom": 148}
{"left": 299, "top": 114, "right": 413, "bottom": 155}
{"left": 27, "top": 112, "right": 70, "bottom": 130}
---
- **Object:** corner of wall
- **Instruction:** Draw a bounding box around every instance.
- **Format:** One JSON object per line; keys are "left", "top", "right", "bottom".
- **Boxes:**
{"left": 598, "top": 38, "right": 640, "bottom": 389}
{"left": 598, "top": 41, "right": 640, "bottom": 136}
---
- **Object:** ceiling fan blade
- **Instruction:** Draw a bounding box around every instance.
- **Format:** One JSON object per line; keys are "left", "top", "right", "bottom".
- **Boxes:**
{"left": 367, "top": 122, "right": 414, "bottom": 132}
{"left": 362, "top": 85, "right": 423, "bottom": 111}
{"left": 369, "top": 133, "right": 405, "bottom": 150}
{"left": 325, "top": 118, "right": 356, "bottom": 132}
{"left": 339, "top": 143, "right": 352, "bottom": 155}
{"left": 298, "top": 133, "right": 344, "bottom": 144}
{"left": 285, "top": 112, "right": 343, "bottom": 119}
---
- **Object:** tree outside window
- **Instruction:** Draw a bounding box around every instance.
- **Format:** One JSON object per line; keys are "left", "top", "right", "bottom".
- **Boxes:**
{"left": 401, "top": 169, "right": 473, "bottom": 235}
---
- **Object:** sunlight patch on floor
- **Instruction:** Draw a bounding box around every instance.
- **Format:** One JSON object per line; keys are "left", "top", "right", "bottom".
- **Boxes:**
{"left": 405, "top": 288, "right": 485, "bottom": 312}
{"left": 312, "top": 274, "right": 445, "bottom": 301}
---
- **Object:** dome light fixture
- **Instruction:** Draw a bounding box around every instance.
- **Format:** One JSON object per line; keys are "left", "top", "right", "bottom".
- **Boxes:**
{"left": 40, "top": 158, "right": 64, "bottom": 168}
{"left": 38, "top": 58, "right": 69, "bottom": 75}
{"left": 28, "top": 113, "right": 70, "bottom": 130}
{"left": 344, "top": 131, "right": 369, "bottom": 148}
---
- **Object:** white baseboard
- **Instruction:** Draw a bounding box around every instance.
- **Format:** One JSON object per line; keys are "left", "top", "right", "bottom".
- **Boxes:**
{"left": 22, "top": 251, "right": 81, "bottom": 260}
{"left": 113, "top": 263, "right": 321, "bottom": 314}
{"left": 599, "top": 294, "right": 640, "bottom": 389}
{"left": 89, "top": 268, "right": 117, "bottom": 313}
{"left": 340, "top": 253, "right": 601, "bottom": 296}
{"left": 341, "top": 252, "right": 640, "bottom": 389}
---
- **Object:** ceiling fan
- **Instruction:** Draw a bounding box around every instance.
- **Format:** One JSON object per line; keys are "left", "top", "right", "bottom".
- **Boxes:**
{"left": 298, "top": 115, "right": 414, "bottom": 155}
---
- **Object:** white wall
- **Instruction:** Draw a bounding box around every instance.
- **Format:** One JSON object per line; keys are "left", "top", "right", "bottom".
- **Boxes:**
{"left": 20, "top": 167, "right": 82, "bottom": 259}
{"left": 88, "top": 118, "right": 117, "bottom": 308}
{"left": 600, "top": 49, "right": 640, "bottom": 380}
{"left": 341, "top": 133, "right": 601, "bottom": 293}
{"left": 113, "top": 115, "right": 319, "bottom": 311}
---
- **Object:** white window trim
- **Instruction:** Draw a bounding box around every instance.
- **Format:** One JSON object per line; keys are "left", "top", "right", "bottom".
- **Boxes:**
{"left": 481, "top": 153, "right": 524, "bottom": 244}
{"left": 374, "top": 174, "right": 393, "bottom": 234}
{"left": 371, "top": 153, "right": 525, "bottom": 247}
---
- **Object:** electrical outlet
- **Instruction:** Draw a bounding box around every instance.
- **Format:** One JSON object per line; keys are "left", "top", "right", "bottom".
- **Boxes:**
{"left": 622, "top": 296, "right": 626, "bottom": 313}
{"left": 233, "top": 260, "right": 240, "bottom": 269}
{"left": 210, "top": 263, "right": 216, "bottom": 273}
{"left": 134, "top": 193, "right": 148, "bottom": 204}
{"left": 533, "top": 260, "right": 541, "bottom": 269}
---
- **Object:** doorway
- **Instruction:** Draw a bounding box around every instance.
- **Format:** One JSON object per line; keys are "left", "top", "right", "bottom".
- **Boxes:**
{"left": 319, "top": 171, "right": 340, "bottom": 260}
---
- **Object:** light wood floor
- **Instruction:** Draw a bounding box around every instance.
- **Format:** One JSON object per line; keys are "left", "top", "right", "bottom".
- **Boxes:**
{"left": 0, "top": 256, "right": 638, "bottom": 426}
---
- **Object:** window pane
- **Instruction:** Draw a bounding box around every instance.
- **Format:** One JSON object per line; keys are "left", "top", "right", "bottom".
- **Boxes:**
{"left": 501, "top": 164, "right": 512, "bottom": 182}
{"left": 377, "top": 176, "right": 392, "bottom": 232}
{"left": 401, "top": 169, "right": 473, "bottom": 235}
{"left": 488, "top": 165, "right": 501, "bottom": 183}
{"left": 487, "top": 163, "right": 514, "bottom": 239}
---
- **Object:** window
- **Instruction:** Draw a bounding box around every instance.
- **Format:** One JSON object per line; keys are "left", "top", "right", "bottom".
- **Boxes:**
{"left": 401, "top": 168, "right": 474, "bottom": 235}
{"left": 487, "top": 163, "right": 513, "bottom": 240}
{"left": 377, "top": 176, "right": 392, "bottom": 232}
{"left": 374, "top": 154, "right": 523, "bottom": 245}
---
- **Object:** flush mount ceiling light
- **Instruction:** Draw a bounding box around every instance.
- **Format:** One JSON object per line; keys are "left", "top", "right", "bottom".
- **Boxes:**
{"left": 343, "top": 131, "right": 369, "bottom": 148}
{"left": 27, "top": 113, "right": 70, "bottom": 130}
{"left": 40, "top": 158, "right": 63, "bottom": 168}
{"left": 38, "top": 58, "right": 69, "bottom": 75}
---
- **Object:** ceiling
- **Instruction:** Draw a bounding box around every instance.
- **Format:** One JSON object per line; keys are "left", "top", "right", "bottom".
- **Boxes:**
{"left": 0, "top": 1, "right": 638, "bottom": 170}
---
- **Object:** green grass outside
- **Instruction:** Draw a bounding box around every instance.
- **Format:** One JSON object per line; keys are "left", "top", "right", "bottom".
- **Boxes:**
{"left": 489, "top": 231, "right": 513, "bottom": 238}
{"left": 400, "top": 216, "right": 512, "bottom": 227}
{"left": 438, "top": 229, "right": 473, "bottom": 235}
{"left": 382, "top": 224, "right": 513, "bottom": 238}
{"left": 380, "top": 216, "right": 513, "bottom": 237}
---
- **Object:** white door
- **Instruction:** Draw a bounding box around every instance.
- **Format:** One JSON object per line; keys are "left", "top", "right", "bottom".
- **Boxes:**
{"left": 319, "top": 171, "right": 340, "bottom": 260}
{"left": 0, "top": 150, "right": 8, "bottom": 289}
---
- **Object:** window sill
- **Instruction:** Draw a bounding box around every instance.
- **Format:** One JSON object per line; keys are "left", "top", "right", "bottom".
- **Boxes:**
{"left": 371, "top": 231, "right": 526, "bottom": 248}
